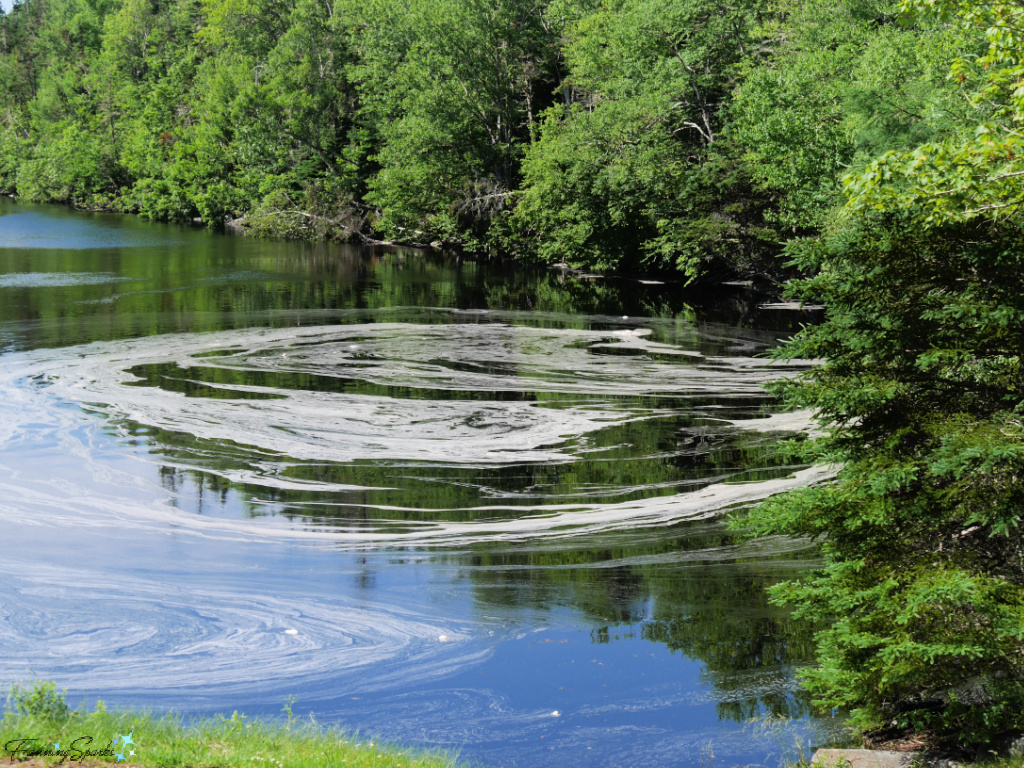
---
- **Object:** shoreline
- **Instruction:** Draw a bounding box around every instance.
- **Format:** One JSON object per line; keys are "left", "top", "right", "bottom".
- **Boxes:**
{"left": 1, "top": 686, "right": 460, "bottom": 768}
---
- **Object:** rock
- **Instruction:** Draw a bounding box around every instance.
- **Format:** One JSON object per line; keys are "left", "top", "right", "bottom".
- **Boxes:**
{"left": 942, "top": 675, "right": 995, "bottom": 707}
{"left": 224, "top": 217, "right": 246, "bottom": 233}
{"left": 985, "top": 731, "right": 1024, "bottom": 759}
{"left": 812, "top": 749, "right": 919, "bottom": 768}
{"left": 1008, "top": 733, "right": 1024, "bottom": 758}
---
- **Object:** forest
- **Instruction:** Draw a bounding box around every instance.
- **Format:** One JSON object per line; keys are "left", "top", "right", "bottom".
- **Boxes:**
{"left": 0, "top": 0, "right": 992, "bottom": 279}
{"left": 3, "top": 0, "right": 1024, "bottom": 754}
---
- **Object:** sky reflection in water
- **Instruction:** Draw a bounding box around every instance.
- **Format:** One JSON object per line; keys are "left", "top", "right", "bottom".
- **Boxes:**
{"left": 0, "top": 199, "right": 834, "bottom": 767}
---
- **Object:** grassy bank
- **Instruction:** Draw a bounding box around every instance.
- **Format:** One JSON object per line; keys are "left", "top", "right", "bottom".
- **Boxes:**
{"left": 1, "top": 683, "right": 459, "bottom": 768}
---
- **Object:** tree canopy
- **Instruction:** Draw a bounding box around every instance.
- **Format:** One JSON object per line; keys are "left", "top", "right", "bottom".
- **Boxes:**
{"left": 0, "top": 0, "right": 980, "bottom": 278}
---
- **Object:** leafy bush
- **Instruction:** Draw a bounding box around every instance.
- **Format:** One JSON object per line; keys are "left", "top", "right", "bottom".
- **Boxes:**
{"left": 16, "top": 122, "right": 109, "bottom": 204}
{"left": 8, "top": 680, "right": 71, "bottom": 723}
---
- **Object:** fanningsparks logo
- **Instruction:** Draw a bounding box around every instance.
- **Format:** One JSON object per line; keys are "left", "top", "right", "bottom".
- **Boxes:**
{"left": 3, "top": 731, "right": 139, "bottom": 762}
{"left": 109, "top": 731, "right": 139, "bottom": 762}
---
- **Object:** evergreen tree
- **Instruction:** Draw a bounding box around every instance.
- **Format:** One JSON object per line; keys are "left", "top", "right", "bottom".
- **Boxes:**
{"left": 743, "top": 0, "right": 1024, "bottom": 744}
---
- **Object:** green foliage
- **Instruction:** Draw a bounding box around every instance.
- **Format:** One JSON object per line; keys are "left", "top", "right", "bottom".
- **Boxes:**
{"left": 347, "top": 0, "right": 556, "bottom": 248}
{"left": 0, "top": 0, "right": 363, "bottom": 225}
{"left": 0, "top": 0, "right": 995, "bottom": 280}
{"left": 513, "top": 0, "right": 765, "bottom": 276}
{"left": 8, "top": 681, "right": 71, "bottom": 724}
{"left": 740, "top": 0, "right": 1024, "bottom": 745}
{"left": 245, "top": 183, "right": 366, "bottom": 239}
{"left": 727, "top": 0, "right": 971, "bottom": 233}
{"left": 0, "top": 118, "right": 32, "bottom": 193}
{"left": 16, "top": 121, "right": 112, "bottom": 204}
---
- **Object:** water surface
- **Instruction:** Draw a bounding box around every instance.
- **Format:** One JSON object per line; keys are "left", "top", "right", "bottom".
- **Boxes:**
{"left": 0, "top": 199, "right": 831, "bottom": 766}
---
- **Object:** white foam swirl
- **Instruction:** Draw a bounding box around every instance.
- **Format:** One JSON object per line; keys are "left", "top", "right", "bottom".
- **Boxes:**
{"left": 0, "top": 556, "right": 486, "bottom": 698}
{"left": 0, "top": 321, "right": 824, "bottom": 546}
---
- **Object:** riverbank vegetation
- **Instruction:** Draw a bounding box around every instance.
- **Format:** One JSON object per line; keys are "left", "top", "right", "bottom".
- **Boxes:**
{"left": 0, "top": 0, "right": 986, "bottom": 279}
{"left": 1, "top": 682, "right": 458, "bottom": 768}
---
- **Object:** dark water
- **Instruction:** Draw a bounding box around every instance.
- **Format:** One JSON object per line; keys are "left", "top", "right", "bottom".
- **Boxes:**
{"left": 0, "top": 199, "right": 835, "bottom": 766}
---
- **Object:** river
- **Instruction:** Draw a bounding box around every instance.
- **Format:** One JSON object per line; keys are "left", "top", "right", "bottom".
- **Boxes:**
{"left": 0, "top": 198, "right": 835, "bottom": 767}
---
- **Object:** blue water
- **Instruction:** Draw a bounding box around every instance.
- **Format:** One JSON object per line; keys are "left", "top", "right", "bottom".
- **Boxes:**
{"left": 0, "top": 199, "right": 832, "bottom": 767}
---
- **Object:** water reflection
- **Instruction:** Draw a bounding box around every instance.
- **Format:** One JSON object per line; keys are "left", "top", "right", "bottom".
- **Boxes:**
{"left": 455, "top": 524, "right": 818, "bottom": 724}
{"left": 0, "top": 198, "right": 828, "bottom": 767}
{"left": 0, "top": 199, "right": 818, "bottom": 354}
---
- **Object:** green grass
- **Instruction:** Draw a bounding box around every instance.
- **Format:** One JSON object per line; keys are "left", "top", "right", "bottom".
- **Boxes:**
{"left": 1, "top": 682, "right": 461, "bottom": 768}
{"left": 970, "top": 759, "right": 1024, "bottom": 768}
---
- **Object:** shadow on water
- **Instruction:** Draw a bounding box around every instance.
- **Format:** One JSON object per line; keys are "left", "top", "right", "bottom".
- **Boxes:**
{"left": 0, "top": 198, "right": 819, "bottom": 354}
